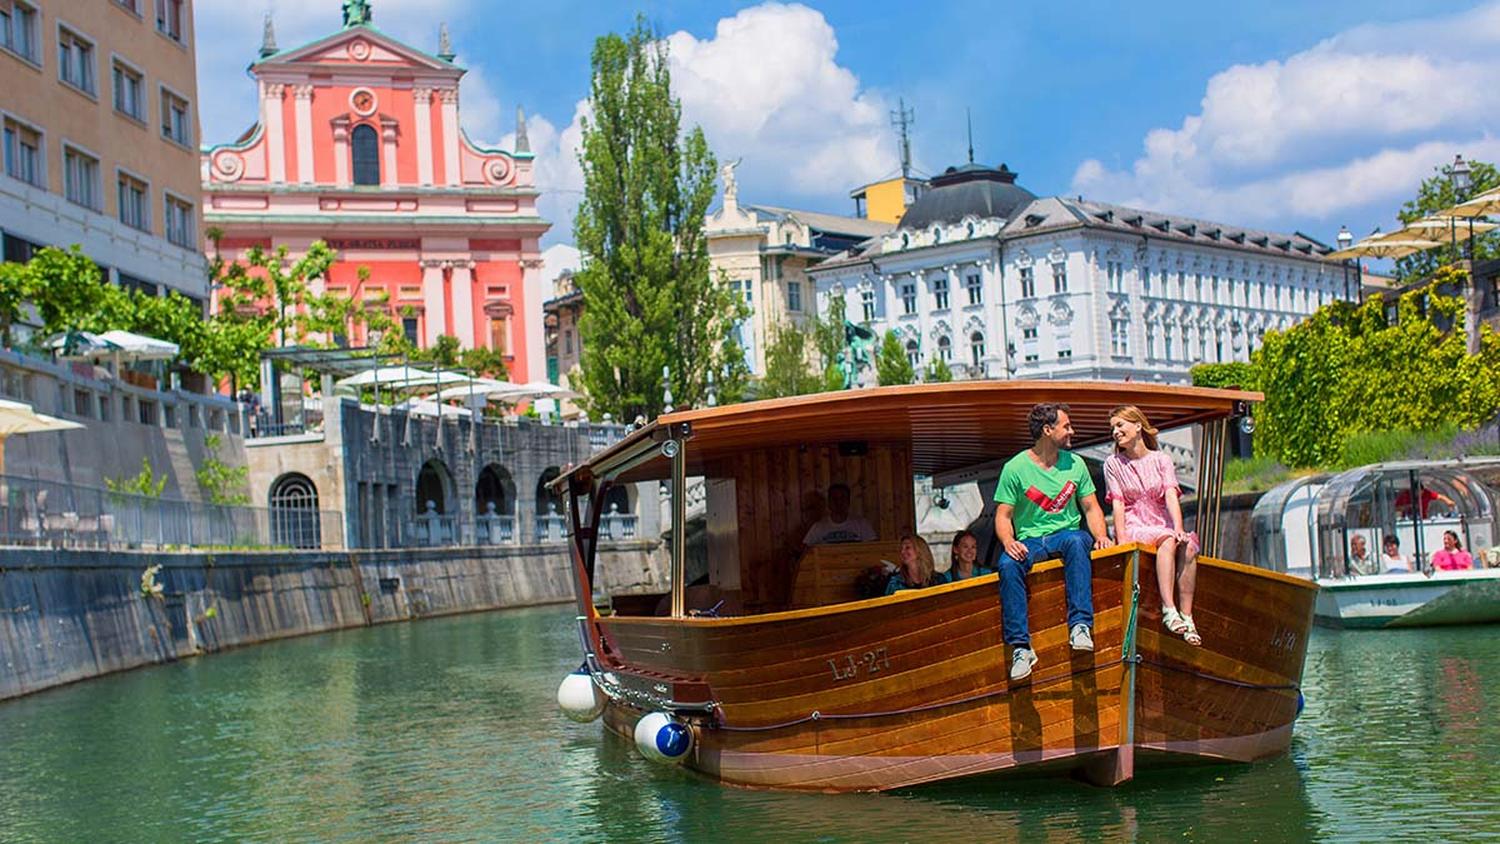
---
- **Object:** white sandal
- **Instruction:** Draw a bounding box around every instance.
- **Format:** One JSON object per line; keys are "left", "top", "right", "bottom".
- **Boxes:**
{"left": 1162, "top": 607, "right": 1189, "bottom": 635}
{"left": 1181, "top": 615, "right": 1202, "bottom": 647}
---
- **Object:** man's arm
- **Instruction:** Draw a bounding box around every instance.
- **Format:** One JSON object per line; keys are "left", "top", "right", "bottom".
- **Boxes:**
{"left": 1079, "top": 493, "right": 1111, "bottom": 549}
{"left": 994, "top": 503, "right": 1028, "bottom": 561}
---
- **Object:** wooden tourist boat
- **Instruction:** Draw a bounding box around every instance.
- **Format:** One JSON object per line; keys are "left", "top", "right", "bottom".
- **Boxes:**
{"left": 552, "top": 382, "right": 1317, "bottom": 791}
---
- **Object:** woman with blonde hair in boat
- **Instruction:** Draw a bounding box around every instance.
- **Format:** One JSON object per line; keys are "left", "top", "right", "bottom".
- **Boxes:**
{"left": 1104, "top": 405, "right": 1202, "bottom": 646}
{"left": 885, "top": 533, "right": 949, "bottom": 594}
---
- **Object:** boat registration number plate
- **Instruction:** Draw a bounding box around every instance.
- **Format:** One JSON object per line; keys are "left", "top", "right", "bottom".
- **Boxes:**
{"left": 828, "top": 647, "right": 892, "bottom": 682}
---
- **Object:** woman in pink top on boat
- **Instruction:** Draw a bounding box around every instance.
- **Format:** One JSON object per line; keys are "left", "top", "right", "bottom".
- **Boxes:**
{"left": 1431, "top": 530, "right": 1474, "bottom": 571}
{"left": 1104, "top": 405, "right": 1202, "bottom": 646}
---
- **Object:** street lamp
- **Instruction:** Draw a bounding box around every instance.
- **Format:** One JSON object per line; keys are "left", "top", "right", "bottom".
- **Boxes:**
{"left": 1447, "top": 154, "right": 1474, "bottom": 263}
{"left": 1337, "top": 225, "right": 1353, "bottom": 301}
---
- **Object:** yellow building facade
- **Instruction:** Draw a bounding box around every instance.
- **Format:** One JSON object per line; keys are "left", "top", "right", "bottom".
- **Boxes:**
{"left": 0, "top": 0, "right": 206, "bottom": 309}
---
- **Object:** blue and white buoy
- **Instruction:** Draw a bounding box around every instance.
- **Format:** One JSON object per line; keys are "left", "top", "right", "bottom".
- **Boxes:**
{"left": 556, "top": 668, "right": 605, "bottom": 723}
{"left": 633, "top": 711, "right": 694, "bottom": 764}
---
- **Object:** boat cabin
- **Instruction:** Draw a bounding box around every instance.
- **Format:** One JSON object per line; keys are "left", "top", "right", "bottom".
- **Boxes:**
{"left": 555, "top": 382, "right": 1251, "bottom": 618}
{"left": 1253, "top": 459, "right": 1500, "bottom": 579}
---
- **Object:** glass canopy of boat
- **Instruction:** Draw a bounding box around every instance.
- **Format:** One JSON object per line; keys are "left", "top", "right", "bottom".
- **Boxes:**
{"left": 1253, "top": 460, "right": 1499, "bottom": 579}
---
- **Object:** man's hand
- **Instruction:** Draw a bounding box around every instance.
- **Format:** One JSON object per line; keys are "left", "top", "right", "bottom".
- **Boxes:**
{"left": 1093, "top": 535, "right": 1111, "bottom": 550}
{"left": 1003, "top": 538, "right": 1029, "bottom": 561}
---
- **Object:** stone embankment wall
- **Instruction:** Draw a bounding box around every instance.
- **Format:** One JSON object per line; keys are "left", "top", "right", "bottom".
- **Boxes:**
{"left": 0, "top": 541, "right": 665, "bottom": 701}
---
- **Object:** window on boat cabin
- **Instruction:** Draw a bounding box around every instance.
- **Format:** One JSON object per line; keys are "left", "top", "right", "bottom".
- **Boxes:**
{"left": 351, "top": 124, "right": 380, "bottom": 185}
{"left": 969, "top": 331, "right": 985, "bottom": 365}
{"left": 860, "top": 288, "right": 876, "bottom": 321}
{"left": 1051, "top": 262, "right": 1067, "bottom": 293}
{"left": 932, "top": 276, "right": 949, "bottom": 309}
{"left": 905, "top": 339, "right": 920, "bottom": 367}
{"left": 1018, "top": 266, "right": 1035, "bottom": 298}
{"left": 965, "top": 272, "right": 982, "bottom": 305}
{"left": 900, "top": 281, "right": 917, "bottom": 315}
{"left": 937, "top": 335, "right": 952, "bottom": 362}
{"left": 786, "top": 280, "right": 802, "bottom": 312}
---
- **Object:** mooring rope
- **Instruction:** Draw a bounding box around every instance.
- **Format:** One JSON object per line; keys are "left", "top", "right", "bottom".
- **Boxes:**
{"left": 707, "top": 654, "right": 1300, "bottom": 733}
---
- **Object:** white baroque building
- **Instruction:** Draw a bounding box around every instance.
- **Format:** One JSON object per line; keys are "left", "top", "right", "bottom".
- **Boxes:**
{"left": 809, "top": 162, "right": 1344, "bottom": 383}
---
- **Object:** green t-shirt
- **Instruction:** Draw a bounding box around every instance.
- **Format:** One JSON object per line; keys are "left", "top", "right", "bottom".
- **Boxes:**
{"left": 993, "top": 450, "right": 1096, "bottom": 540}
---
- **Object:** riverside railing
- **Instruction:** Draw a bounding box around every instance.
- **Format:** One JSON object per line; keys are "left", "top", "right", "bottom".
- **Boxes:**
{"left": 0, "top": 475, "right": 344, "bottom": 550}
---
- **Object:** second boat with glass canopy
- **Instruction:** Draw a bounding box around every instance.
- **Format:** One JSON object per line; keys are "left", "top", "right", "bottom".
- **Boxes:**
{"left": 1252, "top": 459, "right": 1500, "bottom": 628}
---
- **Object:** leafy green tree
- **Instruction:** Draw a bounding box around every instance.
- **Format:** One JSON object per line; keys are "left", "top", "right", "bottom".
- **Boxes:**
{"left": 812, "top": 295, "right": 851, "bottom": 391}
{"left": 0, "top": 260, "right": 33, "bottom": 348}
{"left": 572, "top": 17, "right": 747, "bottom": 420}
{"left": 106, "top": 457, "right": 167, "bottom": 499}
{"left": 1395, "top": 158, "right": 1500, "bottom": 281}
{"left": 760, "top": 322, "right": 821, "bottom": 398}
{"left": 925, "top": 358, "right": 954, "bottom": 383}
{"left": 876, "top": 330, "right": 915, "bottom": 386}
{"left": 25, "top": 246, "right": 112, "bottom": 338}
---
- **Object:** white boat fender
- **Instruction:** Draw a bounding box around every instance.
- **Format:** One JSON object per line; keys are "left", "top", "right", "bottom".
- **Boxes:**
{"left": 634, "top": 711, "right": 694, "bottom": 764}
{"left": 557, "top": 667, "right": 605, "bottom": 723}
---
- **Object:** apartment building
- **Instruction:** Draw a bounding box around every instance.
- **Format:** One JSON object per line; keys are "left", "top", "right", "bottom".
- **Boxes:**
{"left": 0, "top": 0, "right": 206, "bottom": 326}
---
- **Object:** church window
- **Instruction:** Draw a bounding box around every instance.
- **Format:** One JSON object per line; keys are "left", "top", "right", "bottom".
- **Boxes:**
{"left": 351, "top": 124, "right": 380, "bottom": 185}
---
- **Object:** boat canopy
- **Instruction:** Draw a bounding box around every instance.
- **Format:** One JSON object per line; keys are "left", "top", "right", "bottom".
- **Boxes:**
{"left": 1249, "top": 474, "right": 1327, "bottom": 573}
{"left": 556, "top": 381, "right": 1258, "bottom": 489}
{"left": 1254, "top": 458, "right": 1499, "bottom": 578}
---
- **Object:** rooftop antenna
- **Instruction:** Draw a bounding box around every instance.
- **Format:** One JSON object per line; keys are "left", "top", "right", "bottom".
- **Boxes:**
{"left": 966, "top": 107, "right": 974, "bottom": 165}
{"left": 891, "top": 97, "right": 915, "bottom": 179}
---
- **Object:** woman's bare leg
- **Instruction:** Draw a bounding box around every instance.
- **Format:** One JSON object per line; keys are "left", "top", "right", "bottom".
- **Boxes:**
{"left": 1177, "top": 542, "right": 1198, "bottom": 618}
{"left": 1155, "top": 537, "right": 1179, "bottom": 611}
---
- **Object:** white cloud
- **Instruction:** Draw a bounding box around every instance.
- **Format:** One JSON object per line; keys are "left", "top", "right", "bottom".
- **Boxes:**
{"left": 521, "top": 3, "right": 895, "bottom": 245}
{"left": 1073, "top": 2, "right": 1500, "bottom": 228}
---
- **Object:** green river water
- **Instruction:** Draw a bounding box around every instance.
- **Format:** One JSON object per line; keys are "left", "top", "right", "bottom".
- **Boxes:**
{"left": 0, "top": 604, "right": 1496, "bottom": 843}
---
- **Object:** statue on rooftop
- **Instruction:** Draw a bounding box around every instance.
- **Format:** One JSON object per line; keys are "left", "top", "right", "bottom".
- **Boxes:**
{"left": 343, "top": 0, "right": 373, "bottom": 28}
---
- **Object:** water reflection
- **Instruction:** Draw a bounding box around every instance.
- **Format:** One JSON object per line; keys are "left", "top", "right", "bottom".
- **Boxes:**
{"left": 0, "top": 606, "right": 1496, "bottom": 842}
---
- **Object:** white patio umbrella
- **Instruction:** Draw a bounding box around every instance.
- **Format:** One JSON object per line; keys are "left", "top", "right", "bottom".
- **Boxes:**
{"left": 486, "top": 380, "right": 582, "bottom": 402}
{"left": 1444, "top": 187, "right": 1500, "bottom": 218}
{"left": 1326, "top": 235, "right": 1442, "bottom": 261}
{"left": 0, "top": 399, "right": 84, "bottom": 481}
{"left": 97, "top": 330, "right": 179, "bottom": 362}
{"left": 398, "top": 398, "right": 473, "bottom": 419}
{"left": 334, "top": 365, "right": 473, "bottom": 391}
{"left": 428, "top": 377, "right": 521, "bottom": 403}
{"left": 45, "top": 331, "right": 120, "bottom": 360}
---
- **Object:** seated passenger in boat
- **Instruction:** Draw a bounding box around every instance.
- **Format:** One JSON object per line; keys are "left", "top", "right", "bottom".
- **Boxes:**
{"left": 1432, "top": 531, "right": 1474, "bottom": 570}
{"left": 884, "top": 534, "right": 949, "bottom": 594}
{"left": 802, "top": 483, "right": 877, "bottom": 546}
{"left": 1347, "top": 535, "right": 1376, "bottom": 576}
{"left": 994, "top": 403, "right": 1111, "bottom": 681}
{"left": 1104, "top": 405, "right": 1202, "bottom": 647}
{"left": 1381, "top": 535, "right": 1412, "bottom": 573}
{"left": 948, "top": 530, "right": 995, "bottom": 581}
{"left": 1394, "top": 487, "right": 1456, "bottom": 520}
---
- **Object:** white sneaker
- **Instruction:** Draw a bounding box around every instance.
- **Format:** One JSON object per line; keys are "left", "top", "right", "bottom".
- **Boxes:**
{"left": 1010, "top": 647, "right": 1037, "bottom": 680}
{"left": 1069, "top": 624, "right": 1094, "bottom": 652}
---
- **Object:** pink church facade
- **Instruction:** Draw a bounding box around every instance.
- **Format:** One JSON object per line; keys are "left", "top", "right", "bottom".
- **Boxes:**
{"left": 201, "top": 10, "right": 547, "bottom": 380}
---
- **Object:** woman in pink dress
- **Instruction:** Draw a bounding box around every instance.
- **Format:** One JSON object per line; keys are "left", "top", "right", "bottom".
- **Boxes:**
{"left": 1104, "top": 405, "right": 1202, "bottom": 646}
{"left": 1431, "top": 530, "right": 1474, "bottom": 571}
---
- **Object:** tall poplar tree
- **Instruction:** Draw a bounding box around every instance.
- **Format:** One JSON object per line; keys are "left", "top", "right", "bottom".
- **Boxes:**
{"left": 573, "top": 18, "right": 747, "bottom": 421}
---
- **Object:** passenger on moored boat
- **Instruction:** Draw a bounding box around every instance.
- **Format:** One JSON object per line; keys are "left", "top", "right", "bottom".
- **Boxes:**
{"left": 802, "top": 483, "right": 877, "bottom": 545}
{"left": 885, "top": 534, "right": 949, "bottom": 594}
{"left": 993, "top": 403, "right": 1111, "bottom": 681}
{"left": 948, "top": 530, "right": 995, "bottom": 581}
{"left": 1104, "top": 405, "right": 1202, "bottom": 647}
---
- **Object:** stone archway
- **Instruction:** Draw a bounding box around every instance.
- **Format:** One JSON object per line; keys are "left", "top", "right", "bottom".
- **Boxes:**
{"left": 416, "top": 458, "right": 456, "bottom": 515}
{"left": 269, "top": 472, "right": 321, "bottom": 549}
{"left": 476, "top": 464, "right": 517, "bottom": 517}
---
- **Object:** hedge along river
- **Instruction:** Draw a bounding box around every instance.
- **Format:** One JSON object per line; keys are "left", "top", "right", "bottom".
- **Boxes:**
{"left": 0, "top": 604, "right": 1497, "bottom": 842}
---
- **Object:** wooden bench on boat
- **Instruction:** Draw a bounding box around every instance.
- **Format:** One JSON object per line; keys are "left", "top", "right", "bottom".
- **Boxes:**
{"left": 790, "top": 540, "right": 903, "bottom": 608}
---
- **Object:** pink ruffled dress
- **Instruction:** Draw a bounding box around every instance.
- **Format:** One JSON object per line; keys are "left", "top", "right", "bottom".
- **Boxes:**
{"left": 1103, "top": 450, "right": 1200, "bottom": 553}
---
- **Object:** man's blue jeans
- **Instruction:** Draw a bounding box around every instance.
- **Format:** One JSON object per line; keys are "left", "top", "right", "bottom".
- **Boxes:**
{"left": 997, "top": 529, "right": 1095, "bottom": 647}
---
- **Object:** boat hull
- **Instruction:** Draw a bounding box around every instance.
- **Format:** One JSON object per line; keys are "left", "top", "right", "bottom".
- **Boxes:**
{"left": 1309, "top": 569, "right": 1500, "bottom": 629}
{"left": 585, "top": 544, "right": 1316, "bottom": 791}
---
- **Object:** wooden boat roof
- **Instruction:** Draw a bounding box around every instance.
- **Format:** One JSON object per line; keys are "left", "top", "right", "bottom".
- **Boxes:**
{"left": 559, "top": 380, "right": 1260, "bottom": 487}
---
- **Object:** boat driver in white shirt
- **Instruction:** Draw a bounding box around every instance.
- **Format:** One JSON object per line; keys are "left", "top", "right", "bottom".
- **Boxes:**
{"left": 802, "top": 483, "right": 877, "bottom": 545}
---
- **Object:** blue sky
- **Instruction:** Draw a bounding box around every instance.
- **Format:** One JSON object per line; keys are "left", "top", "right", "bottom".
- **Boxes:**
{"left": 197, "top": 0, "right": 1498, "bottom": 248}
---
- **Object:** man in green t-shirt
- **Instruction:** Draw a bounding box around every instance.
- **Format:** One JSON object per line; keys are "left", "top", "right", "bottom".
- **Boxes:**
{"left": 993, "top": 403, "right": 1111, "bottom": 680}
